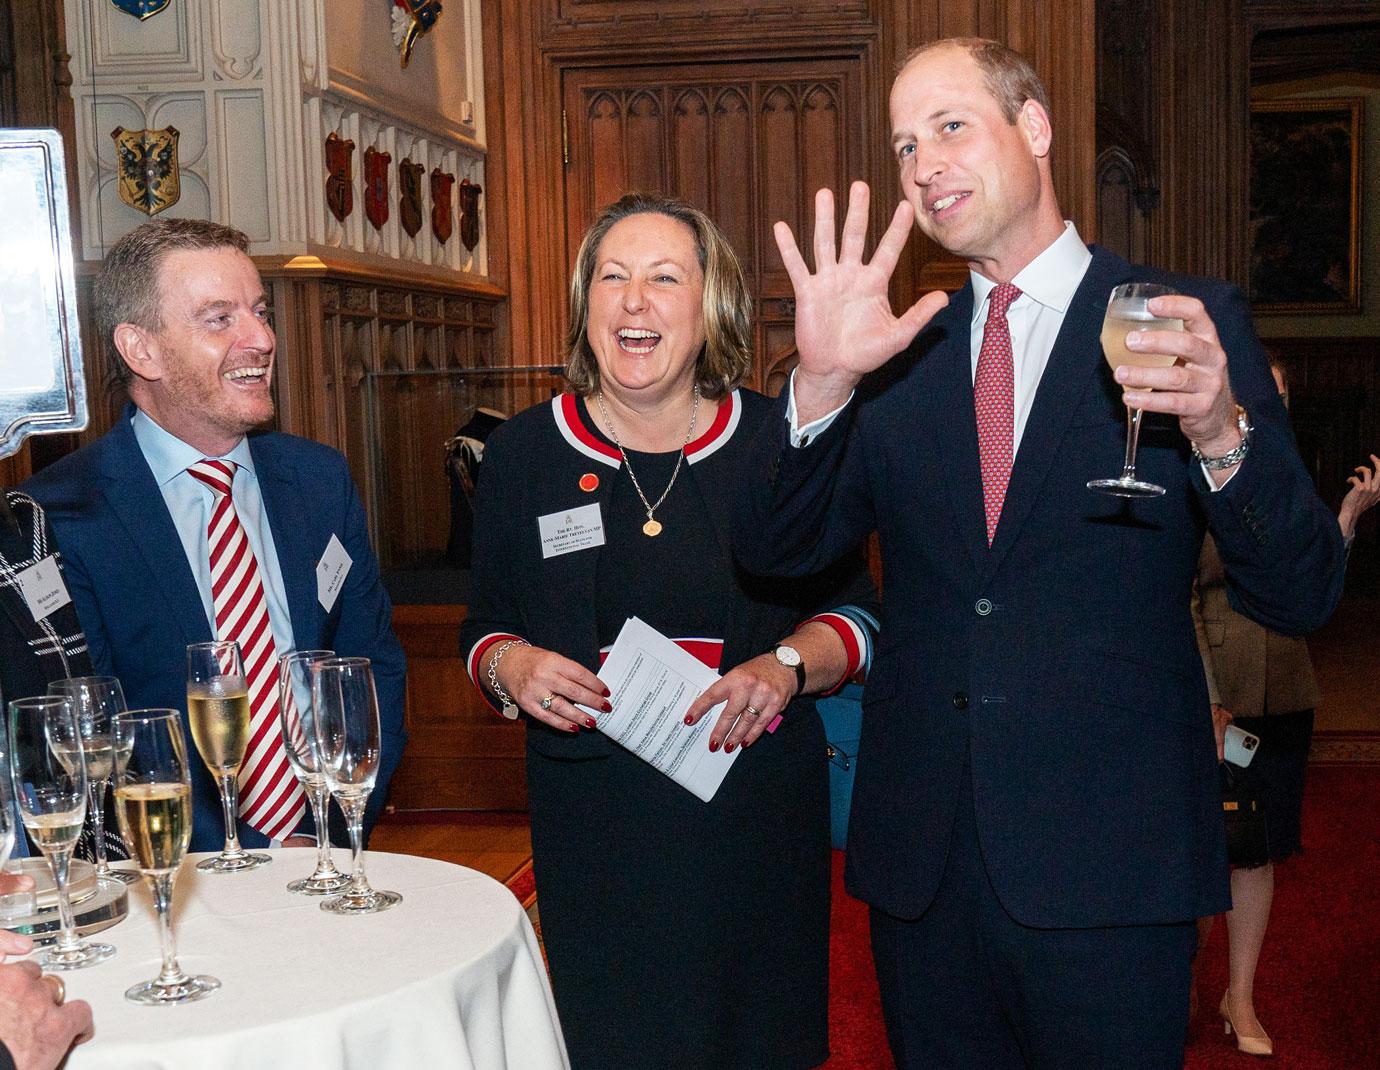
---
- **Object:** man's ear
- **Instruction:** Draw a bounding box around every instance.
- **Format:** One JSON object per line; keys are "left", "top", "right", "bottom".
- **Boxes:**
{"left": 112, "top": 322, "right": 162, "bottom": 383}
{"left": 1018, "top": 98, "right": 1053, "bottom": 160}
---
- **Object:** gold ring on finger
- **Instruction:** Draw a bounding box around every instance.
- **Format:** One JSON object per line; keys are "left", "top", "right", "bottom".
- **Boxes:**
{"left": 742, "top": 705, "right": 759, "bottom": 717}
{"left": 540, "top": 692, "right": 555, "bottom": 711}
{"left": 41, "top": 973, "right": 65, "bottom": 1005}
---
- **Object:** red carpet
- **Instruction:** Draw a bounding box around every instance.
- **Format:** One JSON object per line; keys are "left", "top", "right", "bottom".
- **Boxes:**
{"left": 823, "top": 764, "right": 1380, "bottom": 1069}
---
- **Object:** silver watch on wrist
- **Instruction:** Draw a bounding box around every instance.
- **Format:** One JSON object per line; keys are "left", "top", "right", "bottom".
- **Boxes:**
{"left": 774, "top": 644, "right": 806, "bottom": 696}
{"left": 1192, "top": 407, "right": 1253, "bottom": 471}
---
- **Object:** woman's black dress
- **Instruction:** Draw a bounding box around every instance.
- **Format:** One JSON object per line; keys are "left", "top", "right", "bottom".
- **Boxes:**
{"left": 525, "top": 414, "right": 832, "bottom": 1070}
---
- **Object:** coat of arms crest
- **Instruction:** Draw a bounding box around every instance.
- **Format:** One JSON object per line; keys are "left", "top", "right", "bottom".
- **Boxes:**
{"left": 458, "top": 178, "right": 482, "bottom": 252}
{"left": 325, "top": 133, "right": 355, "bottom": 224}
{"left": 110, "top": 126, "right": 180, "bottom": 217}
{"left": 399, "top": 160, "right": 425, "bottom": 238}
{"left": 430, "top": 169, "right": 455, "bottom": 244}
{"left": 390, "top": 1, "right": 443, "bottom": 69}
{"left": 364, "top": 147, "right": 392, "bottom": 231}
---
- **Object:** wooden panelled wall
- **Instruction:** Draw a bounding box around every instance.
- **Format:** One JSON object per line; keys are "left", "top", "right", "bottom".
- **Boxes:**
{"left": 486, "top": 0, "right": 1099, "bottom": 380}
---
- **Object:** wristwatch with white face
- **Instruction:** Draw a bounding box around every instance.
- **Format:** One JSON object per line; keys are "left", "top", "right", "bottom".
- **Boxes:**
{"left": 774, "top": 644, "right": 806, "bottom": 696}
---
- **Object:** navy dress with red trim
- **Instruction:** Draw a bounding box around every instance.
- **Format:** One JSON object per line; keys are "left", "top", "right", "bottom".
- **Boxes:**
{"left": 461, "top": 388, "right": 877, "bottom": 1070}
{"left": 533, "top": 399, "right": 830, "bottom": 1070}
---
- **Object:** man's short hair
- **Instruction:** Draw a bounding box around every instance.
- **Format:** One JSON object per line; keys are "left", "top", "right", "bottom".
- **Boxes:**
{"left": 565, "top": 192, "right": 752, "bottom": 401}
{"left": 901, "top": 38, "right": 1052, "bottom": 125}
{"left": 94, "top": 218, "right": 250, "bottom": 385}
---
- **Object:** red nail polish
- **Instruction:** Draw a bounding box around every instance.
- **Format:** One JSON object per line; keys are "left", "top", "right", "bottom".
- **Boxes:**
{"left": 585, "top": 717, "right": 597, "bottom": 729}
{"left": 568, "top": 724, "right": 580, "bottom": 733}
{"left": 724, "top": 743, "right": 735, "bottom": 754}
{"left": 603, "top": 687, "right": 611, "bottom": 698}
{"left": 684, "top": 715, "right": 694, "bottom": 725}
{"left": 602, "top": 701, "right": 613, "bottom": 713}
{"left": 709, "top": 739, "right": 719, "bottom": 753}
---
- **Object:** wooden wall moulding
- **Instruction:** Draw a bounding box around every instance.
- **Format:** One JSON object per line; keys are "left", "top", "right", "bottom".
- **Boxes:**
{"left": 544, "top": 0, "right": 876, "bottom": 44}
{"left": 390, "top": 603, "right": 527, "bottom": 812}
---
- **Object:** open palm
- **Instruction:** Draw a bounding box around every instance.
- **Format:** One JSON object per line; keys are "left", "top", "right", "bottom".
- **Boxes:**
{"left": 775, "top": 182, "right": 949, "bottom": 398}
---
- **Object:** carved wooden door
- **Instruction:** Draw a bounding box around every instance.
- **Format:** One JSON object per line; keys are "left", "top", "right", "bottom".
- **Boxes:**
{"left": 562, "top": 60, "right": 866, "bottom": 396}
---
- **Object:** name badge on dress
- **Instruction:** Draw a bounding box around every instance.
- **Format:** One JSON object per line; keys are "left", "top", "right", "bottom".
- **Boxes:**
{"left": 538, "top": 503, "right": 605, "bottom": 559}
{"left": 316, "top": 534, "right": 352, "bottom": 612}
{"left": 15, "top": 555, "right": 72, "bottom": 622}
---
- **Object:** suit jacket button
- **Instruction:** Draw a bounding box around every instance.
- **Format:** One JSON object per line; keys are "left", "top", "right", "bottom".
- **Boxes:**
{"left": 975, "top": 598, "right": 993, "bottom": 616}
{"left": 952, "top": 692, "right": 969, "bottom": 710}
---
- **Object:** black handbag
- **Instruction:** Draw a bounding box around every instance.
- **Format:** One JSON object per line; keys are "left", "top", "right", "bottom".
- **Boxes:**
{"left": 1221, "top": 762, "right": 1269, "bottom": 869}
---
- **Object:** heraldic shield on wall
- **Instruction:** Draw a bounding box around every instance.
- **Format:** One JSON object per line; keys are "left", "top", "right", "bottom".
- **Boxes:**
{"left": 364, "top": 147, "right": 391, "bottom": 230}
{"left": 390, "top": 0, "right": 443, "bottom": 69}
{"left": 458, "top": 177, "right": 481, "bottom": 252}
{"left": 326, "top": 133, "right": 355, "bottom": 223}
{"left": 431, "top": 168, "right": 454, "bottom": 244}
{"left": 110, "top": 126, "right": 180, "bottom": 216}
{"left": 111, "top": 0, "right": 171, "bottom": 19}
{"left": 399, "top": 160, "right": 425, "bottom": 238}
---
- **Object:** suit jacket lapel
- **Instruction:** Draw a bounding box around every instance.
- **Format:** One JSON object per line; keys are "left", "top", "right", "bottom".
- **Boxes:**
{"left": 250, "top": 438, "right": 320, "bottom": 650}
{"left": 983, "top": 247, "right": 1134, "bottom": 578}
{"left": 100, "top": 415, "right": 212, "bottom": 648}
{"left": 929, "top": 286, "right": 990, "bottom": 574}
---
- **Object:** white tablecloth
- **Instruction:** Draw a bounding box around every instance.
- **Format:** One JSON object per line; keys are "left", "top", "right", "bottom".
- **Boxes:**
{"left": 60, "top": 849, "right": 568, "bottom": 1070}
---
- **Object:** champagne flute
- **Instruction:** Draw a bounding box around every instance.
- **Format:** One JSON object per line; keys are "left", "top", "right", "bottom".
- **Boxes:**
{"left": 7, "top": 695, "right": 116, "bottom": 969}
{"left": 186, "top": 641, "right": 269, "bottom": 872}
{"left": 310, "top": 657, "right": 401, "bottom": 915}
{"left": 48, "top": 676, "right": 137, "bottom": 885}
{"left": 277, "top": 650, "right": 348, "bottom": 895}
{"left": 114, "top": 709, "right": 219, "bottom": 1004}
{"left": 0, "top": 734, "right": 27, "bottom": 920}
{"left": 1087, "top": 282, "right": 1181, "bottom": 498}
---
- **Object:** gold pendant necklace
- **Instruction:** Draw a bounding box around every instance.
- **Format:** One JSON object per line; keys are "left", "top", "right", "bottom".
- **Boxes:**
{"left": 594, "top": 384, "right": 700, "bottom": 537}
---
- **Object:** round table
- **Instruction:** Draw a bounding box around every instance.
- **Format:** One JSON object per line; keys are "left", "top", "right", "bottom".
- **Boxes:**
{"left": 59, "top": 849, "right": 569, "bottom": 1070}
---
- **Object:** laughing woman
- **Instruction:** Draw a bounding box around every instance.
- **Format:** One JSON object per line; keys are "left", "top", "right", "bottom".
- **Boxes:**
{"left": 460, "top": 193, "right": 878, "bottom": 1070}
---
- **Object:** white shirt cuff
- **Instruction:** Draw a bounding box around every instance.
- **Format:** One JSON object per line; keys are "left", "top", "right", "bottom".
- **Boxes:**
{"left": 1202, "top": 459, "right": 1241, "bottom": 491}
{"left": 786, "top": 369, "right": 853, "bottom": 448}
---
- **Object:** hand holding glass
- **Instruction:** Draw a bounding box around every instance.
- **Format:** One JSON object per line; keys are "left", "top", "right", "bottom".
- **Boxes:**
{"left": 310, "top": 657, "right": 401, "bottom": 914}
{"left": 114, "top": 709, "right": 219, "bottom": 1004}
{"left": 48, "top": 676, "right": 137, "bottom": 885}
{"left": 186, "top": 641, "right": 269, "bottom": 872}
{"left": 1087, "top": 282, "right": 1182, "bottom": 498}
{"left": 7, "top": 696, "right": 116, "bottom": 969}
{"left": 277, "top": 650, "right": 348, "bottom": 895}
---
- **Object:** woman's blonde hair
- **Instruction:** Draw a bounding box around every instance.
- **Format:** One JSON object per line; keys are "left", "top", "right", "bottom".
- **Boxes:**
{"left": 565, "top": 192, "right": 752, "bottom": 400}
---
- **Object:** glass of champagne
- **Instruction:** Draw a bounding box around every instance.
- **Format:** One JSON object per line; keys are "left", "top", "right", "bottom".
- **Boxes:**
{"left": 114, "top": 709, "right": 219, "bottom": 1004}
{"left": 7, "top": 695, "right": 116, "bottom": 969}
{"left": 277, "top": 650, "right": 348, "bottom": 895}
{"left": 310, "top": 657, "right": 401, "bottom": 915}
{"left": 0, "top": 734, "right": 26, "bottom": 919}
{"left": 1087, "top": 282, "right": 1182, "bottom": 498}
{"left": 186, "top": 641, "right": 269, "bottom": 872}
{"left": 48, "top": 676, "right": 137, "bottom": 885}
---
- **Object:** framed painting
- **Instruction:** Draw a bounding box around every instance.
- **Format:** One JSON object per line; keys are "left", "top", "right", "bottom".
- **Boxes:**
{"left": 1249, "top": 98, "right": 1363, "bottom": 314}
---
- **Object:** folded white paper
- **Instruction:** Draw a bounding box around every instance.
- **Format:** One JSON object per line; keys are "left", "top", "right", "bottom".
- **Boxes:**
{"left": 578, "top": 616, "right": 738, "bottom": 802}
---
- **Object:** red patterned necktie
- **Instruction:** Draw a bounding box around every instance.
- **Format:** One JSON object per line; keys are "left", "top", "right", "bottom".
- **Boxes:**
{"left": 187, "top": 460, "right": 305, "bottom": 840}
{"left": 974, "top": 283, "right": 1022, "bottom": 546}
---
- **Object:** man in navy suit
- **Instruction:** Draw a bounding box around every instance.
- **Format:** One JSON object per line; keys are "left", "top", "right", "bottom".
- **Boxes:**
{"left": 739, "top": 39, "right": 1345, "bottom": 1068}
{"left": 26, "top": 218, "right": 405, "bottom": 853}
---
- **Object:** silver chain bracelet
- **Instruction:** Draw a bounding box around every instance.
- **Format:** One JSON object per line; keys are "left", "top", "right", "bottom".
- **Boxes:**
{"left": 486, "top": 638, "right": 529, "bottom": 720}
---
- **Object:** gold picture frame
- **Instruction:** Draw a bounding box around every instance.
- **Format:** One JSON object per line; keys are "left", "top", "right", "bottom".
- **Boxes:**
{"left": 1249, "top": 97, "right": 1363, "bottom": 315}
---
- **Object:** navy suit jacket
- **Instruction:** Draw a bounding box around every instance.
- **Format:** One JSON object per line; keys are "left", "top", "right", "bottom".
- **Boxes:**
{"left": 24, "top": 410, "right": 407, "bottom": 851}
{"left": 739, "top": 247, "right": 1346, "bottom": 927}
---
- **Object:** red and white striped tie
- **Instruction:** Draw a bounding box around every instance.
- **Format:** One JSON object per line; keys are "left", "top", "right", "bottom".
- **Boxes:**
{"left": 187, "top": 460, "right": 305, "bottom": 841}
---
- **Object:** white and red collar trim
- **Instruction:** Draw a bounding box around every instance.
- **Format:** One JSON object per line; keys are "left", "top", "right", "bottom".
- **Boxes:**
{"left": 551, "top": 390, "right": 741, "bottom": 468}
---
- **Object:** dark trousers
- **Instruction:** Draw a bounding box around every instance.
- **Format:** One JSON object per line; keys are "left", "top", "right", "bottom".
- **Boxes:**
{"left": 869, "top": 766, "right": 1198, "bottom": 1070}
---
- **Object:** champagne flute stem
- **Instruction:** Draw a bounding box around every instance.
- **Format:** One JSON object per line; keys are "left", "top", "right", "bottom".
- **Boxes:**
{"left": 1121, "top": 405, "right": 1146, "bottom": 480}
{"left": 341, "top": 795, "right": 369, "bottom": 895}
{"left": 150, "top": 872, "right": 188, "bottom": 986}
{"left": 47, "top": 847, "right": 80, "bottom": 951}
{"left": 217, "top": 773, "right": 245, "bottom": 857}
{"left": 86, "top": 779, "right": 110, "bottom": 874}
{"left": 310, "top": 784, "right": 335, "bottom": 876}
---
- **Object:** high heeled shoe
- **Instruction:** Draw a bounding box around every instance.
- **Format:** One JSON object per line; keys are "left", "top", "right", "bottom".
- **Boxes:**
{"left": 1220, "top": 992, "right": 1274, "bottom": 1057}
